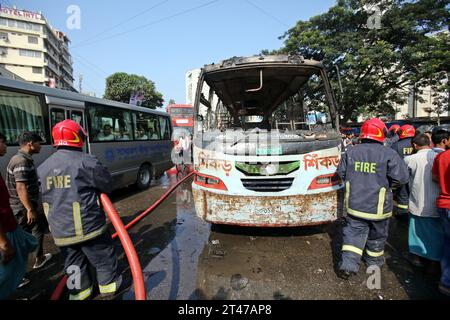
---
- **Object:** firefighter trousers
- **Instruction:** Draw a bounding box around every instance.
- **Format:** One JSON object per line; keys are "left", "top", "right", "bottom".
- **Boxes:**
{"left": 339, "top": 215, "right": 390, "bottom": 273}
{"left": 394, "top": 184, "right": 409, "bottom": 216}
{"left": 59, "top": 231, "right": 121, "bottom": 300}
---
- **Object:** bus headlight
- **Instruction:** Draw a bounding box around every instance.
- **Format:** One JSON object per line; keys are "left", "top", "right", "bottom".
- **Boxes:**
{"left": 194, "top": 172, "right": 228, "bottom": 191}
{"left": 308, "top": 173, "right": 342, "bottom": 190}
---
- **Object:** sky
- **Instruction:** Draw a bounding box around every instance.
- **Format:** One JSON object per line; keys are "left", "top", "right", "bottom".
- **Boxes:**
{"left": 9, "top": 0, "right": 337, "bottom": 106}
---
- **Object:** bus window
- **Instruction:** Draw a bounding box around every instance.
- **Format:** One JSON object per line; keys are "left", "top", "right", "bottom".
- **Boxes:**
{"left": 87, "top": 104, "right": 133, "bottom": 142}
{"left": 50, "top": 108, "right": 66, "bottom": 128}
{"left": 71, "top": 110, "right": 83, "bottom": 126}
{"left": 159, "top": 116, "right": 171, "bottom": 140}
{"left": 134, "top": 112, "right": 160, "bottom": 140}
{"left": 0, "top": 89, "right": 46, "bottom": 144}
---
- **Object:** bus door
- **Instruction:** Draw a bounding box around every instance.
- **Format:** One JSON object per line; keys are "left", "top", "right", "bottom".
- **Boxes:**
{"left": 49, "top": 106, "right": 88, "bottom": 153}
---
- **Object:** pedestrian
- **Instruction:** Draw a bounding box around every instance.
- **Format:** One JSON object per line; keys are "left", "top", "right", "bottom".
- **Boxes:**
{"left": 390, "top": 124, "right": 416, "bottom": 219}
{"left": 337, "top": 118, "right": 409, "bottom": 279}
{"left": 5, "top": 132, "right": 52, "bottom": 288}
{"left": 0, "top": 132, "right": 37, "bottom": 299}
{"left": 416, "top": 124, "right": 435, "bottom": 145}
{"left": 432, "top": 144, "right": 450, "bottom": 296}
{"left": 37, "top": 120, "right": 122, "bottom": 300}
{"left": 431, "top": 126, "right": 450, "bottom": 154}
{"left": 404, "top": 133, "right": 443, "bottom": 272}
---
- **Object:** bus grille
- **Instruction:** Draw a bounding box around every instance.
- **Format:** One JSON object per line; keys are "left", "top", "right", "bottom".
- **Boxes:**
{"left": 241, "top": 178, "right": 294, "bottom": 192}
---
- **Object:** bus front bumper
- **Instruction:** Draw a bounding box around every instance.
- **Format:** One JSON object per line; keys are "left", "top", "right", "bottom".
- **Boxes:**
{"left": 192, "top": 187, "right": 344, "bottom": 227}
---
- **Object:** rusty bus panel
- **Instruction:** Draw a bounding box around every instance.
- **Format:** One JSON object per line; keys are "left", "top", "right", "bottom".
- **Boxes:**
{"left": 193, "top": 187, "right": 343, "bottom": 227}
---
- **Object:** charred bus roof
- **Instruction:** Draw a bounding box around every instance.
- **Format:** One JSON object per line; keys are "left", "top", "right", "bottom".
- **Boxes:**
{"left": 201, "top": 54, "right": 324, "bottom": 72}
{"left": 198, "top": 55, "right": 332, "bottom": 116}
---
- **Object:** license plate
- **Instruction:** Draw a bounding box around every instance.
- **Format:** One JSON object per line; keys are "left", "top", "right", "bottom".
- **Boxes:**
{"left": 256, "top": 147, "right": 282, "bottom": 155}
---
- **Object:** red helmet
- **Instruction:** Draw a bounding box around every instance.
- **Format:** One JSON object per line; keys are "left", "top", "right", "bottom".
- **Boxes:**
{"left": 360, "top": 118, "right": 387, "bottom": 143}
{"left": 52, "top": 120, "right": 87, "bottom": 148}
{"left": 399, "top": 124, "right": 415, "bottom": 139}
{"left": 389, "top": 124, "right": 400, "bottom": 134}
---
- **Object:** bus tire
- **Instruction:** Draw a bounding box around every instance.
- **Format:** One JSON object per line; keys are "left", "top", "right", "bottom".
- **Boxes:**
{"left": 136, "top": 164, "right": 152, "bottom": 190}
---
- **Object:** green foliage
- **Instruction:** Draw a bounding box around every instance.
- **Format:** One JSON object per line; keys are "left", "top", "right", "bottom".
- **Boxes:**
{"left": 104, "top": 72, "right": 164, "bottom": 109}
{"left": 279, "top": 0, "right": 450, "bottom": 122}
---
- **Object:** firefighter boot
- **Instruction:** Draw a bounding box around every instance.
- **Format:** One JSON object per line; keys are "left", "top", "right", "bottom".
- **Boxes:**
{"left": 99, "top": 275, "right": 123, "bottom": 297}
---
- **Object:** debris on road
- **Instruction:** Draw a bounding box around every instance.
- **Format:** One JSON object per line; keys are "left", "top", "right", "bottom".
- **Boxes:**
{"left": 231, "top": 274, "right": 249, "bottom": 291}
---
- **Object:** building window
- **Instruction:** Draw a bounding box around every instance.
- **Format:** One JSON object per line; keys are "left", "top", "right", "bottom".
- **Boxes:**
{"left": 19, "top": 49, "right": 42, "bottom": 58}
{"left": 0, "top": 47, "right": 7, "bottom": 56}
{"left": 0, "top": 18, "right": 41, "bottom": 32}
{"left": 0, "top": 32, "right": 8, "bottom": 41}
{"left": 32, "top": 67, "right": 42, "bottom": 74}
{"left": 28, "top": 36, "right": 38, "bottom": 44}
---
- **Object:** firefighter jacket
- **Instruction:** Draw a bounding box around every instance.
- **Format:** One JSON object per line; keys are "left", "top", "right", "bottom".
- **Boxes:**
{"left": 390, "top": 138, "right": 414, "bottom": 159}
{"left": 37, "top": 149, "right": 113, "bottom": 247}
{"left": 384, "top": 134, "right": 399, "bottom": 148}
{"left": 390, "top": 137, "right": 413, "bottom": 211}
{"left": 337, "top": 141, "right": 409, "bottom": 221}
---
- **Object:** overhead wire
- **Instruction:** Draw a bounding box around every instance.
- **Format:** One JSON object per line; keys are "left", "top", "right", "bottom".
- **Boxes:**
{"left": 244, "top": 0, "right": 289, "bottom": 28}
{"left": 72, "top": 0, "right": 221, "bottom": 49}
{"left": 72, "top": 0, "right": 170, "bottom": 48}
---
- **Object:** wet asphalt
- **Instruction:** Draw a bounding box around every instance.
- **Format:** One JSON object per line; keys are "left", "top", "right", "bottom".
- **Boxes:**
{"left": 9, "top": 173, "right": 449, "bottom": 300}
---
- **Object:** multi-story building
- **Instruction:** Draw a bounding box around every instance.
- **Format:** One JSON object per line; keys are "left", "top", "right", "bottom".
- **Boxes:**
{"left": 0, "top": 6, "right": 75, "bottom": 90}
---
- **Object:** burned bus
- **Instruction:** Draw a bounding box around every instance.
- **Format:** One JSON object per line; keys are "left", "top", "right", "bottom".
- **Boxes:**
{"left": 192, "top": 55, "right": 344, "bottom": 226}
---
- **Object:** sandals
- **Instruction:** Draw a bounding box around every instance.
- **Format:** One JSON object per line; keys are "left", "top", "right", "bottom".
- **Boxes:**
{"left": 33, "top": 253, "right": 53, "bottom": 269}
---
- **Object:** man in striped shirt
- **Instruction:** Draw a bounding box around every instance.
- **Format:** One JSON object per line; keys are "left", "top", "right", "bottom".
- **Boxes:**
{"left": 5, "top": 132, "right": 52, "bottom": 279}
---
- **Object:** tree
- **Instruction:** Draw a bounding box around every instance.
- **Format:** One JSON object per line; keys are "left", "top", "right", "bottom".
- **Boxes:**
{"left": 168, "top": 99, "right": 176, "bottom": 105}
{"left": 104, "top": 72, "right": 164, "bottom": 109}
{"left": 279, "top": 0, "right": 450, "bottom": 123}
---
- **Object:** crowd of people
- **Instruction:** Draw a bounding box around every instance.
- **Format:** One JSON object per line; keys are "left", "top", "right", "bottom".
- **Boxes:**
{"left": 0, "top": 120, "right": 122, "bottom": 300}
{"left": 1, "top": 117, "right": 449, "bottom": 299}
{"left": 338, "top": 119, "right": 450, "bottom": 297}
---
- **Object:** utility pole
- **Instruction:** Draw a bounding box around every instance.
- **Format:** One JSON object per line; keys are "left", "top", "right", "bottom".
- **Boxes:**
{"left": 78, "top": 74, "right": 83, "bottom": 93}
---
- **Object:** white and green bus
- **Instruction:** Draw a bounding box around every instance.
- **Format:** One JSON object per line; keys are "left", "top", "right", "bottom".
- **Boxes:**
{"left": 192, "top": 55, "right": 344, "bottom": 227}
{"left": 0, "top": 78, "right": 173, "bottom": 190}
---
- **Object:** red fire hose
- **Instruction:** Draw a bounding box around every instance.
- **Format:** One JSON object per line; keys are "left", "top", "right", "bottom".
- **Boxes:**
{"left": 50, "top": 172, "right": 195, "bottom": 300}
{"left": 100, "top": 193, "right": 146, "bottom": 300}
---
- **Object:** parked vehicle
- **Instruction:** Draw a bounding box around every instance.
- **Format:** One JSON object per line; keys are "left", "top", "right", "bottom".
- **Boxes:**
{"left": 0, "top": 78, "right": 173, "bottom": 190}
{"left": 192, "top": 55, "right": 344, "bottom": 226}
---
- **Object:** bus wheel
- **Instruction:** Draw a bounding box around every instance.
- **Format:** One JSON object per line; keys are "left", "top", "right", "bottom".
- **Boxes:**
{"left": 137, "top": 164, "right": 152, "bottom": 190}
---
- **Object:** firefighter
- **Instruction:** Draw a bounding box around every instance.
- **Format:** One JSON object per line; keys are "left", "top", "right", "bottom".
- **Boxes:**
{"left": 337, "top": 118, "right": 409, "bottom": 279}
{"left": 384, "top": 124, "right": 400, "bottom": 147}
{"left": 390, "top": 124, "right": 416, "bottom": 219}
{"left": 37, "top": 120, "right": 122, "bottom": 300}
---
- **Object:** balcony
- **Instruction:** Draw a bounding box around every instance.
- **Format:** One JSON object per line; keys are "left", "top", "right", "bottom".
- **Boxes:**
{"left": 44, "top": 59, "right": 60, "bottom": 75}
{"left": 61, "top": 53, "right": 72, "bottom": 65}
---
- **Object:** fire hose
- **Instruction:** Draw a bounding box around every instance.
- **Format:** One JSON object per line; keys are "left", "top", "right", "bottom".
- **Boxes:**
{"left": 50, "top": 171, "right": 195, "bottom": 300}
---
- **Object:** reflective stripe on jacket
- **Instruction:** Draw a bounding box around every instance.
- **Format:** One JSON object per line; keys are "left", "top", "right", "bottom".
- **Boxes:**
{"left": 337, "top": 142, "right": 409, "bottom": 221}
{"left": 37, "top": 149, "right": 113, "bottom": 246}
